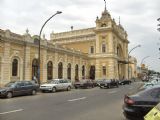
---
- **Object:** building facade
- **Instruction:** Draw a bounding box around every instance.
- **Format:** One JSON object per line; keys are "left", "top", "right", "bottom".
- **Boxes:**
{"left": 51, "top": 8, "right": 129, "bottom": 80}
{"left": 0, "top": 7, "right": 135, "bottom": 87}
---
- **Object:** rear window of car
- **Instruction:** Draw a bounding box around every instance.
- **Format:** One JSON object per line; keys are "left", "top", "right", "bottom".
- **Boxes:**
{"left": 25, "top": 81, "right": 33, "bottom": 86}
{"left": 5, "top": 82, "right": 16, "bottom": 87}
{"left": 137, "top": 87, "right": 160, "bottom": 96}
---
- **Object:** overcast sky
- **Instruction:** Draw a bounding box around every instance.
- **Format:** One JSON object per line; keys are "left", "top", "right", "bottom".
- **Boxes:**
{"left": 0, "top": 0, "right": 160, "bottom": 71}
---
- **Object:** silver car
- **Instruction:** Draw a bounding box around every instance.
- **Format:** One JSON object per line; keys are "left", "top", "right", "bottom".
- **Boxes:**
{"left": 40, "top": 79, "right": 72, "bottom": 93}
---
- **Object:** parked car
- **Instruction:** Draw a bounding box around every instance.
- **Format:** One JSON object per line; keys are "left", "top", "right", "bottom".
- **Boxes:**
{"left": 139, "top": 80, "right": 160, "bottom": 90}
{"left": 0, "top": 81, "right": 39, "bottom": 98}
{"left": 95, "top": 79, "right": 105, "bottom": 87}
{"left": 40, "top": 79, "right": 72, "bottom": 92}
{"left": 74, "top": 79, "right": 94, "bottom": 89}
{"left": 123, "top": 86, "right": 160, "bottom": 120}
{"left": 139, "top": 83, "right": 154, "bottom": 90}
{"left": 99, "top": 79, "right": 119, "bottom": 89}
{"left": 119, "top": 80, "right": 131, "bottom": 85}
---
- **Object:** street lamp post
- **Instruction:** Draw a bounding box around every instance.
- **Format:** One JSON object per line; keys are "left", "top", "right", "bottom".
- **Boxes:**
{"left": 141, "top": 56, "right": 150, "bottom": 66}
{"left": 128, "top": 45, "right": 141, "bottom": 80}
{"left": 38, "top": 11, "right": 62, "bottom": 84}
{"left": 140, "top": 56, "right": 150, "bottom": 77}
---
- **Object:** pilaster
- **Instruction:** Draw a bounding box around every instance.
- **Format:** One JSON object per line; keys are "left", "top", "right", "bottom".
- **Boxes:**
{"left": 42, "top": 49, "right": 47, "bottom": 82}
{"left": 71, "top": 56, "right": 75, "bottom": 82}
{"left": 95, "top": 34, "right": 100, "bottom": 54}
{"left": 107, "top": 59, "right": 115, "bottom": 79}
{"left": 95, "top": 60, "right": 101, "bottom": 79}
{"left": 2, "top": 43, "right": 10, "bottom": 84}
{"left": 79, "top": 58, "right": 82, "bottom": 80}
{"left": 53, "top": 53, "right": 58, "bottom": 79}
{"left": 108, "top": 33, "right": 114, "bottom": 53}
{"left": 24, "top": 45, "right": 31, "bottom": 80}
{"left": 63, "top": 54, "right": 67, "bottom": 79}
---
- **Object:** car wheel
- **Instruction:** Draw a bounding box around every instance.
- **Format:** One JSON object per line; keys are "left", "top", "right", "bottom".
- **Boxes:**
{"left": 41, "top": 90, "right": 45, "bottom": 93}
{"left": 52, "top": 87, "right": 56, "bottom": 93}
{"left": 75, "top": 86, "right": 78, "bottom": 89}
{"left": 6, "top": 92, "right": 13, "bottom": 98}
{"left": 31, "top": 90, "right": 37, "bottom": 95}
{"left": 67, "top": 86, "right": 71, "bottom": 91}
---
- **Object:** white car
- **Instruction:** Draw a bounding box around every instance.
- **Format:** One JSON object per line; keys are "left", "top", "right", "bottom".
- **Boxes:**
{"left": 40, "top": 79, "right": 72, "bottom": 93}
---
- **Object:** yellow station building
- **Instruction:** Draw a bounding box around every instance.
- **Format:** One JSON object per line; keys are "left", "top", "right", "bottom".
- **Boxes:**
{"left": 0, "top": 5, "right": 137, "bottom": 86}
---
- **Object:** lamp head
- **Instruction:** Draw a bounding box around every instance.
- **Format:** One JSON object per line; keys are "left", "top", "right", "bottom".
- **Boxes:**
{"left": 56, "top": 11, "right": 62, "bottom": 14}
{"left": 138, "top": 45, "right": 141, "bottom": 47}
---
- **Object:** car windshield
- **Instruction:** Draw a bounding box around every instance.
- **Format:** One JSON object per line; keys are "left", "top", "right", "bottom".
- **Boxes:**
{"left": 5, "top": 82, "right": 16, "bottom": 87}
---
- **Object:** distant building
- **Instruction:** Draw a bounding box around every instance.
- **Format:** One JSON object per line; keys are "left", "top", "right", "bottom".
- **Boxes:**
{"left": 0, "top": 5, "right": 137, "bottom": 86}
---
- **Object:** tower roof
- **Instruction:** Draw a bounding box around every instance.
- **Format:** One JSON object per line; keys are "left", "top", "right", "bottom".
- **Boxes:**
{"left": 100, "top": 0, "right": 111, "bottom": 20}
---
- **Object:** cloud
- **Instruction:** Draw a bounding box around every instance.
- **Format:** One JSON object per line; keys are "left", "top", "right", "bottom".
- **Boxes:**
{"left": 0, "top": 0, "right": 160, "bottom": 71}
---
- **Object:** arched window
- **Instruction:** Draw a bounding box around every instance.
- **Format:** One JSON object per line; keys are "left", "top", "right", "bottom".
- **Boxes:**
{"left": 58, "top": 62, "right": 63, "bottom": 79}
{"left": 82, "top": 65, "right": 85, "bottom": 79}
{"left": 102, "top": 66, "right": 106, "bottom": 76}
{"left": 47, "top": 61, "right": 53, "bottom": 80}
{"left": 117, "top": 46, "right": 120, "bottom": 56}
{"left": 90, "top": 66, "right": 95, "bottom": 80}
{"left": 12, "top": 59, "right": 18, "bottom": 76}
{"left": 0, "top": 57, "right": 1, "bottom": 78}
{"left": 101, "top": 24, "right": 106, "bottom": 27}
{"left": 32, "top": 59, "right": 38, "bottom": 79}
{"left": 102, "top": 43, "right": 106, "bottom": 53}
{"left": 67, "top": 63, "right": 71, "bottom": 80}
{"left": 75, "top": 64, "right": 79, "bottom": 81}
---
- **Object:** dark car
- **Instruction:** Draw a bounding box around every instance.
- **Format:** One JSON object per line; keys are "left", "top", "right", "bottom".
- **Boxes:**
{"left": 74, "top": 79, "right": 94, "bottom": 89}
{"left": 99, "top": 79, "right": 119, "bottom": 88}
{"left": 95, "top": 79, "right": 105, "bottom": 87}
{"left": 0, "top": 81, "right": 39, "bottom": 98}
{"left": 119, "top": 80, "right": 131, "bottom": 85}
{"left": 123, "top": 86, "right": 160, "bottom": 120}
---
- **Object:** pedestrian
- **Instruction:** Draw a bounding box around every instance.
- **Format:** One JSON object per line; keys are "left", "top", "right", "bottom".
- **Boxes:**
{"left": 33, "top": 76, "right": 37, "bottom": 84}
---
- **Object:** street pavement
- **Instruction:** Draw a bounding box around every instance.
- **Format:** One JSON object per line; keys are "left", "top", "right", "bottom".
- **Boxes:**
{"left": 0, "top": 82, "right": 143, "bottom": 120}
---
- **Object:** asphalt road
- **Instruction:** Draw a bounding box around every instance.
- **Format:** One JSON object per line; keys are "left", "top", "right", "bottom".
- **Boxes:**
{"left": 0, "top": 82, "right": 142, "bottom": 120}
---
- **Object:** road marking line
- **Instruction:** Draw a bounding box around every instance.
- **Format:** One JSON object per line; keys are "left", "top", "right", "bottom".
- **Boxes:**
{"left": 0, "top": 109, "right": 24, "bottom": 115}
{"left": 108, "top": 91, "right": 117, "bottom": 94}
{"left": 68, "top": 97, "right": 86, "bottom": 102}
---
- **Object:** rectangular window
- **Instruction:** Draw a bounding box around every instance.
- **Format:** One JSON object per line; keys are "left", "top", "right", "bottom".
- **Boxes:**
{"left": 90, "top": 46, "right": 94, "bottom": 54}
{"left": 102, "top": 66, "right": 106, "bottom": 76}
{"left": 102, "top": 44, "right": 106, "bottom": 53}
